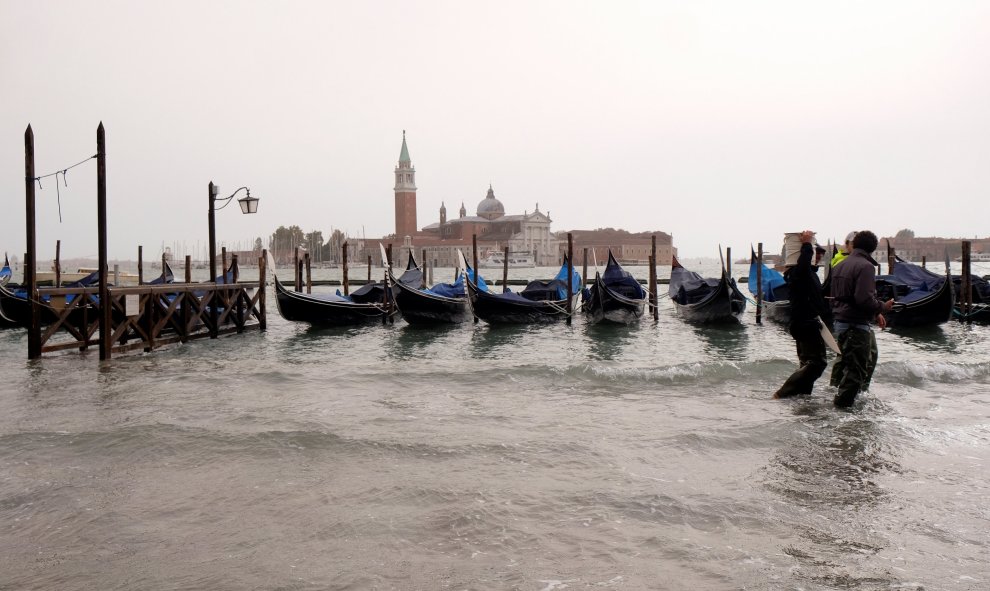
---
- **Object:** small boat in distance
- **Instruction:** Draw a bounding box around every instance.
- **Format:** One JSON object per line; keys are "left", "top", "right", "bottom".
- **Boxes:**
{"left": 669, "top": 253, "right": 746, "bottom": 324}
{"left": 478, "top": 249, "right": 535, "bottom": 268}
{"left": 581, "top": 251, "right": 647, "bottom": 324}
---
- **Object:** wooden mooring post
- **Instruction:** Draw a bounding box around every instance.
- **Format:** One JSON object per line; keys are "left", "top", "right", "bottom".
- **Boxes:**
{"left": 582, "top": 248, "right": 588, "bottom": 291}
{"left": 367, "top": 255, "right": 372, "bottom": 282}
{"left": 97, "top": 122, "right": 110, "bottom": 360}
{"left": 502, "top": 246, "right": 509, "bottom": 291}
{"left": 756, "top": 243, "right": 764, "bottom": 325}
{"left": 566, "top": 233, "right": 573, "bottom": 325}
{"left": 342, "top": 242, "right": 349, "bottom": 296}
{"left": 887, "top": 240, "right": 896, "bottom": 274}
{"left": 961, "top": 241, "right": 972, "bottom": 322}
{"left": 185, "top": 255, "right": 192, "bottom": 283}
{"left": 472, "top": 234, "right": 479, "bottom": 323}
{"left": 138, "top": 245, "right": 144, "bottom": 284}
{"left": 725, "top": 246, "right": 732, "bottom": 278}
{"left": 55, "top": 240, "right": 62, "bottom": 287}
{"left": 25, "top": 125, "right": 40, "bottom": 359}
{"left": 305, "top": 252, "right": 312, "bottom": 294}
{"left": 651, "top": 235, "right": 658, "bottom": 321}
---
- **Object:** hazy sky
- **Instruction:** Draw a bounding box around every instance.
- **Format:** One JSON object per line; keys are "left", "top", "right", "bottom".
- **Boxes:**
{"left": 3, "top": 0, "right": 989, "bottom": 261}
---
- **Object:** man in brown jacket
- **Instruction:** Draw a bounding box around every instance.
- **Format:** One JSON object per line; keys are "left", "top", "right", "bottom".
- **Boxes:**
{"left": 828, "top": 230, "right": 894, "bottom": 407}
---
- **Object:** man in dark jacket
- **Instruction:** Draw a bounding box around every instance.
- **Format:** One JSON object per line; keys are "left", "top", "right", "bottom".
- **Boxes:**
{"left": 774, "top": 230, "right": 833, "bottom": 399}
{"left": 828, "top": 230, "right": 894, "bottom": 407}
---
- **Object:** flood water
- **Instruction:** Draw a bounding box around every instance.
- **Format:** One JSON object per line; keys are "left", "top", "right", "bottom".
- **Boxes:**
{"left": 1, "top": 261, "right": 989, "bottom": 590}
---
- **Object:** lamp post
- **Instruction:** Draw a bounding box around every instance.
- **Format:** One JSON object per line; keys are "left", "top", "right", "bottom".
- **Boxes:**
{"left": 208, "top": 181, "right": 259, "bottom": 284}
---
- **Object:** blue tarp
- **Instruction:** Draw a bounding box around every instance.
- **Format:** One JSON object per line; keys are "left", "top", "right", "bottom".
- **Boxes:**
{"left": 601, "top": 254, "right": 646, "bottom": 298}
{"left": 877, "top": 257, "right": 947, "bottom": 304}
{"left": 748, "top": 259, "right": 787, "bottom": 302}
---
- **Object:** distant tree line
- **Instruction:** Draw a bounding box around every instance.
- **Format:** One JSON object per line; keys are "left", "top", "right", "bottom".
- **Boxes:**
{"left": 264, "top": 226, "right": 349, "bottom": 264}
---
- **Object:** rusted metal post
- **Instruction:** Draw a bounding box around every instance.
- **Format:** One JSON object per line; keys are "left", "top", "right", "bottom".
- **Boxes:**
{"left": 25, "top": 125, "right": 40, "bottom": 359}
{"left": 566, "top": 233, "right": 573, "bottom": 324}
{"left": 97, "top": 122, "right": 111, "bottom": 360}
{"left": 304, "top": 252, "right": 312, "bottom": 293}
{"left": 342, "top": 242, "right": 349, "bottom": 295}
{"left": 185, "top": 255, "right": 192, "bottom": 283}
{"left": 961, "top": 241, "right": 972, "bottom": 321}
{"left": 651, "top": 235, "right": 659, "bottom": 321}
{"left": 756, "top": 243, "right": 764, "bottom": 325}
{"left": 55, "top": 240, "right": 62, "bottom": 287}
{"left": 138, "top": 245, "right": 144, "bottom": 284}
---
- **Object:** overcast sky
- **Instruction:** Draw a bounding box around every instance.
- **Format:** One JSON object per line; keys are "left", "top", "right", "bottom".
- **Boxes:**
{"left": 3, "top": 0, "right": 989, "bottom": 261}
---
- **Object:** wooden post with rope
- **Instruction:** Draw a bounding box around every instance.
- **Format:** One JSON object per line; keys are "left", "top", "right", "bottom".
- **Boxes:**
{"left": 97, "top": 122, "right": 111, "bottom": 360}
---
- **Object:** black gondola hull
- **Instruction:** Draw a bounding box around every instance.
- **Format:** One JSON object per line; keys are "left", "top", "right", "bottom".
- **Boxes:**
{"left": 885, "top": 276, "right": 954, "bottom": 329}
{"left": 274, "top": 277, "right": 390, "bottom": 326}
{"left": 467, "top": 280, "right": 574, "bottom": 324}
{"left": 582, "top": 282, "right": 647, "bottom": 325}
{"left": 671, "top": 276, "right": 747, "bottom": 324}
{"left": 391, "top": 276, "right": 468, "bottom": 325}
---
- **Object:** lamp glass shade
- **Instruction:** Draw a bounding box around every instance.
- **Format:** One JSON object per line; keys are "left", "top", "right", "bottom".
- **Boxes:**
{"left": 238, "top": 194, "right": 259, "bottom": 214}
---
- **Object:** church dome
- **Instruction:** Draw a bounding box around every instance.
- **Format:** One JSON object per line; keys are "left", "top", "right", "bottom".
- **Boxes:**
{"left": 476, "top": 185, "right": 505, "bottom": 220}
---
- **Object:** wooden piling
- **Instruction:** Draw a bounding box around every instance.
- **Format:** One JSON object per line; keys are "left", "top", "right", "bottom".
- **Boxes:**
{"left": 25, "top": 125, "right": 40, "bottom": 359}
{"left": 305, "top": 252, "right": 312, "bottom": 294}
{"left": 232, "top": 254, "right": 239, "bottom": 283}
{"left": 342, "top": 242, "right": 349, "bottom": 296}
{"left": 582, "top": 247, "right": 588, "bottom": 291}
{"left": 473, "top": 234, "right": 479, "bottom": 323}
{"left": 97, "top": 122, "right": 110, "bottom": 360}
{"left": 421, "top": 248, "right": 428, "bottom": 288}
{"left": 566, "top": 233, "right": 573, "bottom": 324}
{"left": 161, "top": 253, "right": 168, "bottom": 283}
{"left": 887, "top": 240, "right": 896, "bottom": 274}
{"left": 756, "top": 243, "right": 764, "bottom": 325}
{"left": 921, "top": 256, "right": 926, "bottom": 269}
{"left": 258, "top": 249, "right": 268, "bottom": 331}
{"left": 367, "top": 255, "right": 372, "bottom": 282}
{"left": 55, "top": 240, "right": 62, "bottom": 287}
{"left": 222, "top": 247, "right": 228, "bottom": 283}
{"left": 294, "top": 246, "right": 301, "bottom": 291}
{"left": 502, "top": 246, "right": 509, "bottom": 291}
{"left": 184, "top": 255, "right": 192, "bottom": 283}
{"left": 961, "top": 241, "right": 972, "bottom": 321}
{"left": 138, "top": 245, "right": 144, "bottom": 284}
{"left": 651, "top": 235, "right": 658, "bottom": 321}
{"left": 725, "top": 247, "right": 732, "bottom": 278}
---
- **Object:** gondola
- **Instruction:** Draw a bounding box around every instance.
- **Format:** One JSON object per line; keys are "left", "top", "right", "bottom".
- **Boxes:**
{"left": 669, "top": 254, "right": 746, "bottom": 324}
{"left": 952, "top": 273, "right": 990, "bottom": 323}
{"left": 581, "top": 251, "right": 647, "bottom": 324}
{"left": 0, "top": 262, "right": 176, "bottom": 330}
{"left": 747, "top": 247, "right": 790, "bottom": 324}
{"left": 465, "top": 256, "right": 581, "bottom": 325}
{"left": 0, "top": 253, "right": 11, "bottom": 286}
{"left": 876, "top": 256, "right": 954, "bottom": 328}
{"left": 273, "top": 254, "right": 422, "bottom": 327}
{"left": 389, "top": 252, "right": 480, "bottom": 325}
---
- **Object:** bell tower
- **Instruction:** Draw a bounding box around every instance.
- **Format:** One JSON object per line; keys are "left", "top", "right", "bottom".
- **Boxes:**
{"left": 394, "top": 130, "right": 417, "bottom": 238}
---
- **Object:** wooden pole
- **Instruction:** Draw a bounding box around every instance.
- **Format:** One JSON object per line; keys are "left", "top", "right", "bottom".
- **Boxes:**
{"left": 25, "top": 125, "right": 40, "bottom": 359}
{"left": 305, "top": 252, "right": 312, "bottom": 293}
{"left": 651, "top": 235, "right": 658, "bottom": 321}
{"left": 887, "top": 240, "right": 896, "bottom": 274}
{"left": 342, "top": 242, "right": 349, "bottom": 295}
{"left": 962, "top": 240, "right": 972, "bottom": 321}
{"left": 258, "top": 249, "right": 268, "bottom": 331}
{"left": 725, "top": 246, "right": 732, "bottom": 278}
{"left": 208, "top": 181, "right": 218, "bottom": 284}
{"left": 161, "top": 253, "right": 167, "bottom": 283}
{"left": 54, "top": 240, "right": 62, "bottom": 287}
{"left": 367, "top": 255, "right": 372, "bottom": 282}
{"left": 222, "top": 246, "right": 228, "bottom": 283}
{"left": 473, "top": 234, "right": 479, "bottom": 323}
{"left": 502, "top": 246, "right": 509, "bottom": 291}
{"left": 756, "top": 243, "right": 764, "bottom": 325}
{"left": 421, "top": 248, "right": 428, "bottom": 288}
{"left": 185, "top": 255, "right": 192, "bottom": 283}
{"left": 97, "top": 122, "right": 111, "bottom": 360}
{"left": 294, "top": 246, "right": 301, "bottom": 291}
{"left": 232, "top": 254, "right": 239, "bottom": 283}
{"left": 138, "top": 245, "right": 144, "bottom": 284}
{"left": 921, "top": 256, "right": 926, "bottom": 269}
{"left": 566, "top": 233, "right": 573, "bottom": 324}
{"left": 582, "top": 247, "right": 588, "bottom": 291}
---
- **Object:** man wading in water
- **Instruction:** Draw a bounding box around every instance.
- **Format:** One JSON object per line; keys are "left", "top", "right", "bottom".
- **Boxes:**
{"left": 828, "top": 230, "right": 894, "bottom": 407}
{"left": 773, "top": 230, "right": 833, "bottom": 399}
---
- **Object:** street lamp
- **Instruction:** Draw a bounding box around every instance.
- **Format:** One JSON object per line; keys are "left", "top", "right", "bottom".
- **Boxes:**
{"left": 208, "top": 181, "right": 259, "bottom": 284}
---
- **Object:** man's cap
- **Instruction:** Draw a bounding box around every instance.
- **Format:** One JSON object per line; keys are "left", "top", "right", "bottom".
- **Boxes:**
{"left": 845, "top": 231, "right": 857, "bottom": 243}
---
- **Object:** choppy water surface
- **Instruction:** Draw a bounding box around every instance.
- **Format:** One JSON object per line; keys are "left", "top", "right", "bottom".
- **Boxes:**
{"left": 1, "top": 263, "right": 989, "bottom": 590}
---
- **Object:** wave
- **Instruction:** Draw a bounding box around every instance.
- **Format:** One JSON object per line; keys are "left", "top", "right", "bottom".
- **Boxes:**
{"left": 878, "top": 360, "right": 990, "bottom": 385}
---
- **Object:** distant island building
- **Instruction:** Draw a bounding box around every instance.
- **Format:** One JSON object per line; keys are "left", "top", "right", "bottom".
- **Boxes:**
{"left": 346, "top": 132, "right": 675, "bottom": 269}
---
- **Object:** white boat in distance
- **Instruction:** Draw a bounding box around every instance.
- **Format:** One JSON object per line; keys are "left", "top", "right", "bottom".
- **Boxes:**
{"left": 478, "top": 250, "right": 536, "bottom": 268}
